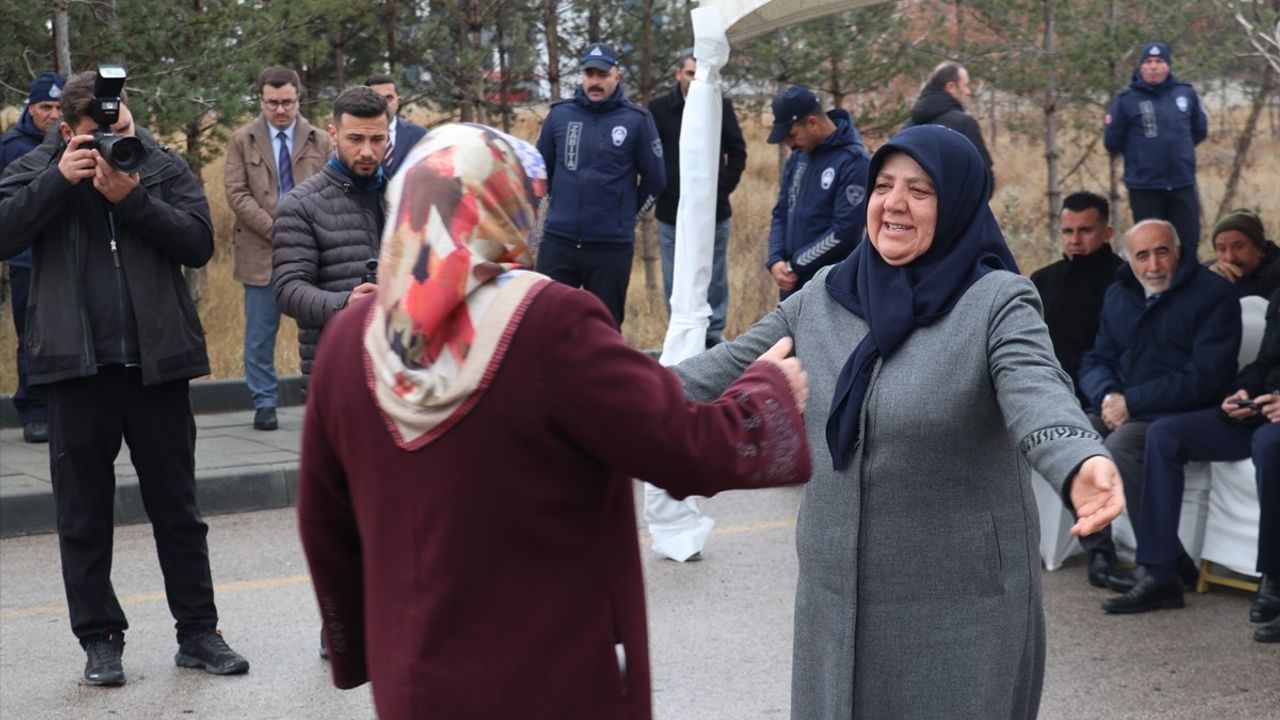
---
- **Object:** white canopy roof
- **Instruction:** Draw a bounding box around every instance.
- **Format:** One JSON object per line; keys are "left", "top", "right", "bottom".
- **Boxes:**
{"left": 707, "top": 0, "right": 888, "bottom": 43}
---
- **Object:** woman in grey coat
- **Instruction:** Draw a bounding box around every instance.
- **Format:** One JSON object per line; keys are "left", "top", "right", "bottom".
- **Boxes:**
{"left": 675, "top": 125, "right": 1125, "bottom": 719}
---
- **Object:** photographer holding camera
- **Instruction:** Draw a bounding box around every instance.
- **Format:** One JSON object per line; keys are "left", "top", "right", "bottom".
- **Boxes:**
{"left": 0, "top": 68, "right": 248, "bottom": 686}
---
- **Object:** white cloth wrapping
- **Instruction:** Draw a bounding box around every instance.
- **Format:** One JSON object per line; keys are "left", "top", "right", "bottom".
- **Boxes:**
{"left": 644, "top": 5, "right": 730, "bottom": 561}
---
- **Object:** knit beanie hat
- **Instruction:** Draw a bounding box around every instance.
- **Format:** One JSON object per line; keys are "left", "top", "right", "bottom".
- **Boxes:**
{"left": 28, "top": 72, "right": 66, "bottom": 104}
{"left": 1141, "top": 42, "right": 1171, "bottom": 65}
{"left": 1212, "top": 208, "right": 1267, "bottom": 248}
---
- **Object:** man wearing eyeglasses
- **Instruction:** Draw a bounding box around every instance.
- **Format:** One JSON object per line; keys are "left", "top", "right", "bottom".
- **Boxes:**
{"left": 224, "top": 66, "right": 330, "bottom": 431}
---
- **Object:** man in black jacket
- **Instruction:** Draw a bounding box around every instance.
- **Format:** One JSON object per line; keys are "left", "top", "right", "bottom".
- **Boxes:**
{"left": 1030, "top": 191, "right": 1122, "bottom": 404}
{"left": 905, "top": 61, "right": 994, "bottom": 187}
{"left": 0, "top": 71, "right": 248, "bottom": 686}
{"left": 648, "top": 49, "right": 747, "bottom": 347}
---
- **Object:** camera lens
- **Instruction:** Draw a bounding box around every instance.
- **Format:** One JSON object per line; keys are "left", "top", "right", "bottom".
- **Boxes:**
{"left": 98, "top": 134, "right": 147, "bottom": 173}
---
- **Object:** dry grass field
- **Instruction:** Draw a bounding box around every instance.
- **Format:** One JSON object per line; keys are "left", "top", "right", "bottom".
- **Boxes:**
{"left": 1, "top": 104, "right": 1277, "bottom": 392}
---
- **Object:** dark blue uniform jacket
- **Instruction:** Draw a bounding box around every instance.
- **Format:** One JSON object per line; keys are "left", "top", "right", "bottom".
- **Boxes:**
{"left": 537, "top": 85, "right": 665, "bottom": 245}
{"left": 765, "top": 109, "right": 870, "bottom": 289}
{"left": 0, "top": 109, "right": 47, "bottom": 268}
{"left": 1104, "top": 71, "right": 1207, "bottom": 191}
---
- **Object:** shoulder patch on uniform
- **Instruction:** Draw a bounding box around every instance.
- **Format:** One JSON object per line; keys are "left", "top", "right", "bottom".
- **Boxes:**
{"left": 820, "top": 167, "right": 835, "bottom": 190}
{"left": 611, "top": 125, "right": 628, "bottom": 146}
{"left": 846, "top": 184, "right": 865, "bottom": 206}
{"left": 651, "top": 139, "right": 663, "bottom": 158}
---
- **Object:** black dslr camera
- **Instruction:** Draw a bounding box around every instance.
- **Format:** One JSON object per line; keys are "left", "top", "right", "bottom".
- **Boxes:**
{"left": 86, "top": 65, "right": 146, "bottom": 173}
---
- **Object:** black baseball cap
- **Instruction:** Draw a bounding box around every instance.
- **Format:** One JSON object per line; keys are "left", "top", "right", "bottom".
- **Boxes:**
{"left": 768, "top": 87, "right": 822, "bottom": 144}
{"left": 581, "top": 43, "right": 620, "bottom": 71}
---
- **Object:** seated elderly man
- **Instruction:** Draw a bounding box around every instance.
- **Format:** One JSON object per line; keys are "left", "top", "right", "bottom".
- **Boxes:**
{"left": 1103, "top": 288, "right": 1279, "bottom": 643}
{"left": 1076, "top": 219, "right": 1241, "bottom": 591}
{"left": 1207, "top": 208, "right": 1280, "bottom": 299}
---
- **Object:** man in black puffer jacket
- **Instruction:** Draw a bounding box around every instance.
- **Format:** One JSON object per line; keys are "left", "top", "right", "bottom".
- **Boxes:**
{"left": 0, "top": 70, "right": 248, "bottom": 687}
{"left": 273, "top": 86, "right": 389, "bottom": 381}
{"left": 905, "top": 61, "right": 994, "bottom": 189}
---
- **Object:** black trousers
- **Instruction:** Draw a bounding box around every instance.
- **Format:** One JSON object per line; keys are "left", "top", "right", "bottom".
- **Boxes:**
{"left": 1077, "top": 414, "right": 1151, "bottom": 557}
{"left": 1140, "top": 409, "right": 1280, "bottom": 574}
{"left": 1128, "top": 185, "right": 1201, "bottom": 261}
{"left": 536, "top": 235, "right": 634, "bottom": 328}
{"left": 46, "top": 366, "right": 217, "bottom": 645}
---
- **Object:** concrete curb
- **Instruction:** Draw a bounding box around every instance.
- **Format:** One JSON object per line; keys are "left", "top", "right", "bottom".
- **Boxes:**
{"left": 0, "top": 375, "right": 306, "bottom": 428}
{"left": 0, "top": 465, "right": 299, "bottom": 539}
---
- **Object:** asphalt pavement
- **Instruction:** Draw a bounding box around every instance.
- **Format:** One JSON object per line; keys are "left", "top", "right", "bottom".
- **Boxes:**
{"left": 2, "top": 492, "right": 1277, "bottom": 719}
{"left": 1, "top": 387, "right": 1276, "bottom": 718}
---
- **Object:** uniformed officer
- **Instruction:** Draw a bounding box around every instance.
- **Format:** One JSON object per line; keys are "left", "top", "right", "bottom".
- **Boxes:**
{"left": 535, "top": 42, "right": 665, "bottom": 328}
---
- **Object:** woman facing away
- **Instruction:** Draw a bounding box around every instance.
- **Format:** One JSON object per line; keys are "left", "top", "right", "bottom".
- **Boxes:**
{"left": 295, "top": 123, "right": 813, "bottom": 720}
{"left": 675, "top": 124, "right": 1125, "bottom": 720}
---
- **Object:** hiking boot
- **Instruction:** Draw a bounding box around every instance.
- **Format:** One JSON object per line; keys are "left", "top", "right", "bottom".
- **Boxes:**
{"left": 174, "top": 630, "right": 250, "bottom": 675}
{"left": 83, "top": 633, "right": 125, "bottom": 686}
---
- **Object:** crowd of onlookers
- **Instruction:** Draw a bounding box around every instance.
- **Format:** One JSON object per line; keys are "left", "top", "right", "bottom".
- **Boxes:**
{"left": 0, "top": 34, "right": 1273, "bottom": 705}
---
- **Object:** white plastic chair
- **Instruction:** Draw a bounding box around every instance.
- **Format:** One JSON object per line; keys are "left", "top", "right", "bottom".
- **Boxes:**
{"left": 1197, "top": 295, "right": 1270, "bottom": 590}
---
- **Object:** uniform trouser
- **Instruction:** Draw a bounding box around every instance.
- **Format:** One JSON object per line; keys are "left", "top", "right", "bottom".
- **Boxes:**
{"left": 8, "top": 263, "right": 46, "bottom": 424}
{"left": 1139, "top": 409, "right": 1280, "bottom": 574}
{"left": 1128, "top": 185, "right": 1201, "bottom": 261}
{"left": 46, "top": 366, "right": 218, "bottom": 646}
{"left": 1078, "top": 415, "right": 1151, "bottom": 557}
{"left": 536, "top": 235, "right": 634, "bottom": 328}
{"left": 243, "top": 284, "right": 280, "bottom": 410}
{"left": 658, "top": 218, "right": 730, "bottom": 344}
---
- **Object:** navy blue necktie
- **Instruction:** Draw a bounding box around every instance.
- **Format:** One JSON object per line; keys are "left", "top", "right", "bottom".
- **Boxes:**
{"left": 277, "top": 131, "right": 294, "bottom": 195}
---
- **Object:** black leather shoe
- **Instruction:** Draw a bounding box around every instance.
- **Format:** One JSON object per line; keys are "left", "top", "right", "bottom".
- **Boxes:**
{"left": 1251, "top": 574, "right": 1280, "bottom": 623}
{"left": 1255, "top": 615, "right": 1280, "bottom": 643}
{"left": 1105, "top": 566, "right": 1139, "bottom": 593}
{"left": 22, "top": 420, "right": 48, "bottom": 443}
{"left": 1108, "top": 554, "right": 1199, "bottom": 594}
{"left": 1102, "top": 572, "right": 1185, "bottom": 614}
{"left": 1088, "top": 551, "right": 1116, "bottom": 589}
{"left": 253, "top": 407, "right": 278, "bottom": 431}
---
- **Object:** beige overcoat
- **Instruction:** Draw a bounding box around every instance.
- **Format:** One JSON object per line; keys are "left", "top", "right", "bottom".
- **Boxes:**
{"left": 224, "top": 114, "right": 330, "bottom": 286}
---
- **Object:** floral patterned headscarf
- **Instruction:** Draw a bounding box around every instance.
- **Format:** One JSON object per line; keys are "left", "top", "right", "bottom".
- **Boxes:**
{"left": 364, "top": 123, "right": 550, "bottom": 448}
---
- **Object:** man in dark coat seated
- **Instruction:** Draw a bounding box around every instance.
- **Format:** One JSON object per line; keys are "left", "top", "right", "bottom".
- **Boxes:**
{"left": 1103, "top": 287, "right": 1279, "bottom": 645}
{"left": 1076, "top": 219, "right": 1241, "bottom": 591}
{"left": 1030, "top": 191, "right": 1123, "bottom": 405}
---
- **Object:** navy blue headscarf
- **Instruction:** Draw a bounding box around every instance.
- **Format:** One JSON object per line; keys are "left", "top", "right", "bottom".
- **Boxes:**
{"left": 823, "top": 125, "right": 1019, "bottom": 470}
